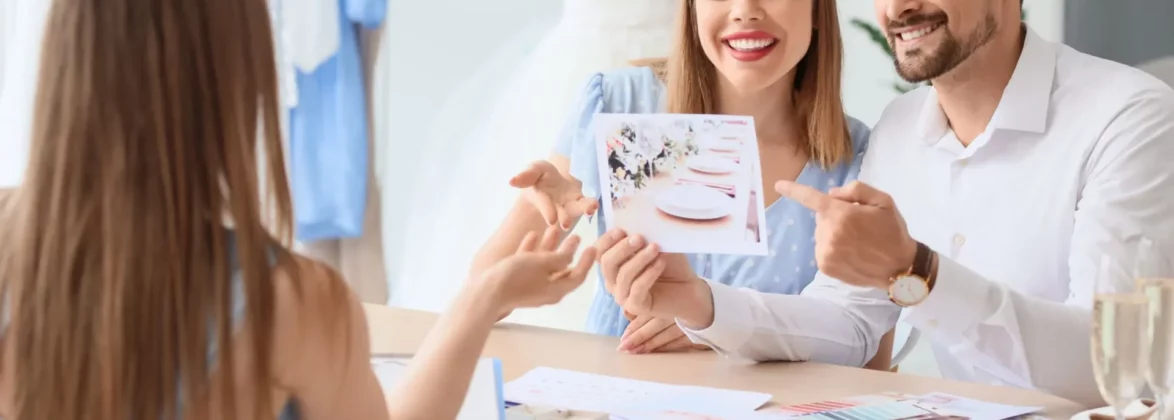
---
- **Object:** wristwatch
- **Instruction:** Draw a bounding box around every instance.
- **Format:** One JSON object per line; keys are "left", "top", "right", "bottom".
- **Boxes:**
{"left": 888, "top": 241, "right": 937, "bottom": 307}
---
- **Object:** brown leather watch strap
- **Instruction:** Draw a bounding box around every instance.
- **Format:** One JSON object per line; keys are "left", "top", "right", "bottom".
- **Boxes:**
{"left": 911, "top": 241, "right": 933, "bottom": 279}
{"left": 927, "top": 254, "right": 939, "bottom": 292}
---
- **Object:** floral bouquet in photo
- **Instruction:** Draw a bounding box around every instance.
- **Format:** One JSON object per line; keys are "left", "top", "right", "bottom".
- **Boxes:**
{"left": 656, "top": 119, "right": 700, "bottom": 171}
{"left": 605, "top": 123, "right": 650, "bottom": 207}
{"left": 605, "top": 120, "right": 701, "bottom": 207}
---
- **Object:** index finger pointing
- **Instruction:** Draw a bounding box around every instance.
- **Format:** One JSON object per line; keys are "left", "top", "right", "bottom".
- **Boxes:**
{"left": 774, "top": 180, "right": 833, "bottom": 213}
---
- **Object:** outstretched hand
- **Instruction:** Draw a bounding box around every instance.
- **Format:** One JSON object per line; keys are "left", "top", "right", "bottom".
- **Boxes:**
{"left": 510, "top": 160, "right": 598, "bottom": 230}
{"left": 774, "top": 180, "right": 916, "bottom": 289}
{"left": 477, "top": 225, "right": 598, "bottom": 316}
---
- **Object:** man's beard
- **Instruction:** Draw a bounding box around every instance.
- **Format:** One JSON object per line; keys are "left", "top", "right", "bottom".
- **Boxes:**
{"left": 889, "top": 13, "right": 998, "bottom": 83}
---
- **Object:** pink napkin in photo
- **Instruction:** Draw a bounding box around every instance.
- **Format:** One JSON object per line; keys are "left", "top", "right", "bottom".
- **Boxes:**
{"left": 675, "top": 178, "right": 736, "bottom": 197}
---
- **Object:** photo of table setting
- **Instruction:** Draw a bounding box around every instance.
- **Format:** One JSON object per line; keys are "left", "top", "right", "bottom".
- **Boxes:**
{"left": 592, "top": 113, "right": 768, "bottom": 256}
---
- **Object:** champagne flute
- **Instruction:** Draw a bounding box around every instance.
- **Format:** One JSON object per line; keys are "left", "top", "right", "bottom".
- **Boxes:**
{"left": 1092, "top": 254, "right": 1149, "bottom": 420}
{"left": 1136, "top": 238, "right": 1174, "bottom": 420}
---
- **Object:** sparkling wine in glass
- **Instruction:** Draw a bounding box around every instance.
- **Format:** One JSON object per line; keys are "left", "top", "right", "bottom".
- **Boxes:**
{"left": 1140, "top": 278, "right": 1174, "bottom": 420}
{"left": 1136, "top": 238, "right": 1174, "bottom": 420}
{"left": 1092, "top": 254, "right": 1149, "bottom": 420}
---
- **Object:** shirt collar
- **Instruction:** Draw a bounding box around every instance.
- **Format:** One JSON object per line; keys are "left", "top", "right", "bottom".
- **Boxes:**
{"left": 916, "top": 25, "right": 1058, "bottom": 143}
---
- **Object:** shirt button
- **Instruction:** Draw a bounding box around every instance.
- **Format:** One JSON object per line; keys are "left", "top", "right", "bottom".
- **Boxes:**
{"left": 957, "top": 159, "right": 968, "bottom": 167}
{"left": 952, "top": 234, "right": 966, "bottom": 247}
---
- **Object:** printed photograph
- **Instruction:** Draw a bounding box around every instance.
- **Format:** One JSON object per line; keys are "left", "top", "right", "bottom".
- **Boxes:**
{"left": 592, "top": 113, "right": 767, "bottom": 255}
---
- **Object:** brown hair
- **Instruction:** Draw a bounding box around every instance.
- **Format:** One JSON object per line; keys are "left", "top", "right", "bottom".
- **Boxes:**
{"left": 660, "top": 0, "right": 852, "bottom": 168}
{"left": 1, "top": 0, "right": 297, "bottom": 419}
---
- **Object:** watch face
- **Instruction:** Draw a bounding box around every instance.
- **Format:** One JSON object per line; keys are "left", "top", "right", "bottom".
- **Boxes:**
{"left": 890, "top": 275, "right": 930, "bottom": 306}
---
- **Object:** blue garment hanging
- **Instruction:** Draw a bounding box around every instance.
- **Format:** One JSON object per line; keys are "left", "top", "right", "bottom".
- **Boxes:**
{"left": 288, "top": 0, "right": 386, "bottom": 241}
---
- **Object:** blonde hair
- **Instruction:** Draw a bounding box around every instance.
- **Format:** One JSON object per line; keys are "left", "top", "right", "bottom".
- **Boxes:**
{"left": 649, "top": 0, "right": 852, "bottom": 168}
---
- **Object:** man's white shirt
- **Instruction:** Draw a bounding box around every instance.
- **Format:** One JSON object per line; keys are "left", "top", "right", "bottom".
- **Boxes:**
{"left": 679, "top": 27, "right": 1174, "bottom": 407}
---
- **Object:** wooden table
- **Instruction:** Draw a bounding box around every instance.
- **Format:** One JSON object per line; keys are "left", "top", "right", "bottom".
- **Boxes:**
{"left": 365, "top": 304, "right": 1086, "bottom": 418}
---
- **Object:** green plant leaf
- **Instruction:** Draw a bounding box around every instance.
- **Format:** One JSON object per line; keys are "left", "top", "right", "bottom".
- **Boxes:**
{"left": 850, "top": 18, "right": 894, "bottom": 59}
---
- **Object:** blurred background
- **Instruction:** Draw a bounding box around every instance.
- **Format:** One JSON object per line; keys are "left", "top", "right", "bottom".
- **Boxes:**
{"left": 2, "top": 0, "right": 1171, "bottom": 379}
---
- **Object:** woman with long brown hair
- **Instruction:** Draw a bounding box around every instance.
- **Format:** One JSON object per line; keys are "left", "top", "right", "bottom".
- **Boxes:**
{"left": 473, "top": 0, "right": 876, "bottom": 358}
{"left": 0, "top": 0, "right": 596, "bottom": 419}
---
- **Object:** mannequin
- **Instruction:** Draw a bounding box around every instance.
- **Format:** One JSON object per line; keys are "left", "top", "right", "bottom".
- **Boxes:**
{"left": 0, "top": 0, "right": 50, "bottom": 188}
{"left": 0, "top": 0, "right": 8, "bottom": 97}
{"left": 383, "top": 0, "right": 676, "bottom": 313}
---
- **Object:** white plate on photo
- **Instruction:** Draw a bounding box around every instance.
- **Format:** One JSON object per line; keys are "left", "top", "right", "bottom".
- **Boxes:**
{"left": 655, "top": 185, "right": 735, "bottom": 221}
{"left": 686, "top": 155, "right": 738, "bottom": 175}
{"left": 702, "top": 139, "right": 740, "bottom": 153}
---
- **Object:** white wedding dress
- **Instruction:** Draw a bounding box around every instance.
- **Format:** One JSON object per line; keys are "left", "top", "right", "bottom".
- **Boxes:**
{"left": 384, "top": 0, "right": 676, "bottom": 312}
{"left": 0, "top": 0, "right": 50, "bottom": 188}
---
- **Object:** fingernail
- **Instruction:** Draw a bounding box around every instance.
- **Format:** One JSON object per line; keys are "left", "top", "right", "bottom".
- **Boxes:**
{"left": 628, "top": 235, "right": 644, "bottom": 247}
{"left": 616, "top": 342, "right": 629, "bottom": 351}
{"left": 630, "top": 345, "right": 645, "bottom": 354}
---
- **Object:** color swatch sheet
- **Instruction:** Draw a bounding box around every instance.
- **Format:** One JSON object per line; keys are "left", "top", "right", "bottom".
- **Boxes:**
{"left": 749, "top": 392, "right": 1043, "bottom": 420}
{"left": 607, "top": 392, "right": 1041, "bottom": 420}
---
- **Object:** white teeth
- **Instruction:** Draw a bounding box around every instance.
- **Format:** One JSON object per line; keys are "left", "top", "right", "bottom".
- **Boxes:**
{"left": 899, "top": 24, "right": 940, "bottom": 41}
{"left": 726, "top": 38, "right": 776, "bottom": 51}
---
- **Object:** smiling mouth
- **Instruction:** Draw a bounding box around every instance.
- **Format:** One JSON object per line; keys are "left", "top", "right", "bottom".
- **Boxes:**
{"left": 724, "top": 38, "right": 778, "bottom": 52}
{"left": 896, "top": 23, "right": 944, "bottom": 42}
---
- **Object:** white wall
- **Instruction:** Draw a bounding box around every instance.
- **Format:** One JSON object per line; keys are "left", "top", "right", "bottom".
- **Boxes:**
{"left": 1026, "top": 0, "right": 1065, "bottom": 43}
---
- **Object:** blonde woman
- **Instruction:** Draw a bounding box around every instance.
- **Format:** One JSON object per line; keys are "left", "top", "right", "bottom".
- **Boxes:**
{"left": 0, "top": 0, "right": 596, "bottom": 419}
{"left": 474, "top": 0, "right": 873, "bottom": 355}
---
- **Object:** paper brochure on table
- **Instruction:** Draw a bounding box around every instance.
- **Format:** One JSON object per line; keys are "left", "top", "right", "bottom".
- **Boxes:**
{"left": 593, "top": 113, "right": 768, "bottom": 255}
{"left": 503, "top": 367, "right": 771, "bottom": 415}
{"left": 372, "top": 355, "right": 506, "bottom": 420}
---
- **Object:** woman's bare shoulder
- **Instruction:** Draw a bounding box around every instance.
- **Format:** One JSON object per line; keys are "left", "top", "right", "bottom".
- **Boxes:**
{"left": 269, "top": 252, "right": 373, "bottom": 407}
{"left": 272, "top": 253, "right": 357, "bottom": 331}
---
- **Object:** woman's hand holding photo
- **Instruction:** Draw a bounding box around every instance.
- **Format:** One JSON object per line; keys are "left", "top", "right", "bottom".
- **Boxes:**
{"left": 596, "top": 228, "right": 717, "bottom": 351}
